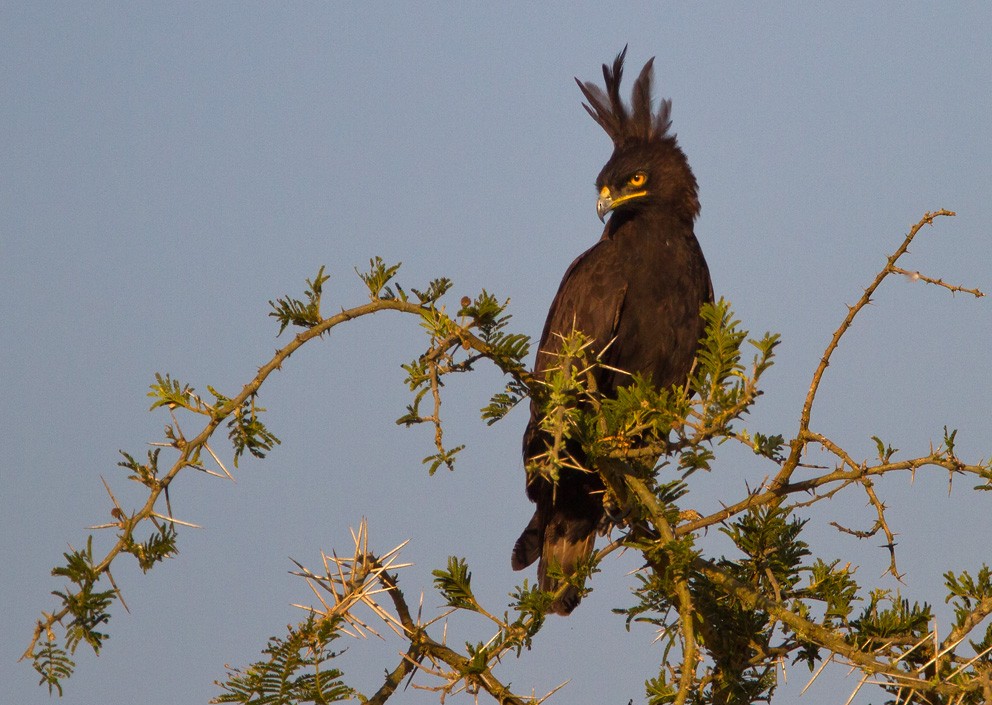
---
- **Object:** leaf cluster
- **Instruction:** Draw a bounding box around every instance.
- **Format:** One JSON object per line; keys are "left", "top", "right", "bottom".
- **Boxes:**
{"left": 269, "top": 266, "right": 330, "bottom": 334}
{"left": 26, "top": 210, "right": 992, "bottom": 704}
{"left": 212, "top": 613, "right": 355, "bottom": 704}
{"left": 50, "top": 537, "right": 114, "bottom": 657}
{"left": 27, "top": 259, "right": 537, "bottom": 697}
{"left": 397, "top": 286, "right": 531, "bottom": 473}
{"left": 228, "top": 395, "right": 281, "bottom": 467}
{"left": 525, "top": 298, "right": 779, "bottom": 487}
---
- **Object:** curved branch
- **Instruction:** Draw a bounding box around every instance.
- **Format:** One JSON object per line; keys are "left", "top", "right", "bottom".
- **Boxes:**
{"left": 24, "top": 294, "right": 524, "bottom": 665}
{"left": 776, "top": 209, "right": 956, "bottom": 489}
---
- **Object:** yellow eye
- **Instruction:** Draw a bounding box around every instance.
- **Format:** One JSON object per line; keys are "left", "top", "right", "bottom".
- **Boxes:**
{"left": 628, "top": 172, "right": 647, "bottom": 188}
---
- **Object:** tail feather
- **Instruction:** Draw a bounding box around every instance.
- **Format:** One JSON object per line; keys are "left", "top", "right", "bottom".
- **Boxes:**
{"left": 511, "top": 510, "right": 542, "bottom": 570}
{"left": 512, "top": 469, "right": 603, "bottom": 615}
{"left": 539, "top": 523, "right": 597, "bottom": 616}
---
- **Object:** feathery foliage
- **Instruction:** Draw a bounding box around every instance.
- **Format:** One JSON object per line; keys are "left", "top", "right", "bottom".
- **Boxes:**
{"left": 24, "top": 211, "right": 992, "bottom": 705}
{"left": 212, "top": 614, "right": 354, "bottom": 704}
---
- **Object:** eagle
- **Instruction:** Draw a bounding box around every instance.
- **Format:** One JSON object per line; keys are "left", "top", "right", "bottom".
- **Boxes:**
{"left": 511, "top": 49, "right": 713, "bottom": 615}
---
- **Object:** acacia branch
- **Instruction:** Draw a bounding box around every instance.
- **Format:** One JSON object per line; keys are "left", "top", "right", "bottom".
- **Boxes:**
{"left": 889, "top": 266, "right": 985, "bottom": 298}
{"left": 23, "top": 298, "right": 411, "bottom": 659}
{"left": 693, "top": 559, "right": 978, "bottom": 700}
{"left": 616, "top": 470, "right": 698, "bottom": 705}
{"left": 371, "top": 566, "right": 531, "bottom": 705}
{"left": 677, "top": 431, "right": 987, "bottom": 536}
{"left": 943, "top": 596, "right": 992, "bottom": 655}
{"left": 24, "top": 294, "right": 523, "bottom": 664}
{"left": 776, "top": 209, "right": 957, "bottom": 490}
{"left": 859, "top": 477, "right": 901, "bottom": 579}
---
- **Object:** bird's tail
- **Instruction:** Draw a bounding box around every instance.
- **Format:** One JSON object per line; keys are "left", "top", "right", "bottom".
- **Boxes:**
{"left": 538, "top": 526, "right": 596, "bottom": 616}
{"left": 512, "top": 506, "right": 599, "bottom": 615}
{"left": 511, "top": 510, "right": 542, "bottom": 571}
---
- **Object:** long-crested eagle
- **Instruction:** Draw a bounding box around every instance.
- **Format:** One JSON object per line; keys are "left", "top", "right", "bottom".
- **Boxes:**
{"left": 511, "top": 48, "right": 713, "bottom": 615}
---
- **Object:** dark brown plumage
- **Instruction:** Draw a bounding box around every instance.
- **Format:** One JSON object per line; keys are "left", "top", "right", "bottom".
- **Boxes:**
{"left": 512, "top": 49, "right": 713, "bottom": 615}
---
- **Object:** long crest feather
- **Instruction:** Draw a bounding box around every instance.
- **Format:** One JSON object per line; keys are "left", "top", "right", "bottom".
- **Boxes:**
{"left": 630, "top": 58, "right": 654, "bottom": 141}
{"left": 604, "top": 47, "right": 627, "bottom": 125}
{"left": 576, "top": 47, "right": 672, "bottom": 147}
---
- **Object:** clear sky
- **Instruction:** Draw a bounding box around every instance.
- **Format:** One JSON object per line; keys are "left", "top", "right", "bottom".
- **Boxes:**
{"left": 2, "top": 3, "right": 990, "bottom": 704}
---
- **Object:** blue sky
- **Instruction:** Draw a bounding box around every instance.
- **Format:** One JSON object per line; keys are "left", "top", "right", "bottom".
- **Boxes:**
{"left": 2, "top": 3, "right": 990, "bottom": 703}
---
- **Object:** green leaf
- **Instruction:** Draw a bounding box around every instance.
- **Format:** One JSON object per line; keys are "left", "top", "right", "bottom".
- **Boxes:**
{"left": 357, "top": 256, "right": 402, "bottom": 300}
{"left": 212, "top": 613, "right": 354, "bottom": 704}
{"left": 422, "top": 445, "right": 464, "bottom": 474}
{"left": 51, "top": 538, "right": 116, "bottom": 655}
{"left": 432, "top": 557, "right": 476, "bottom": 610}
{"left": 410, "top": 278, "right": 453, "bottom": 304}
{"left": 871, "top": 435, "right": 898, "bottom": 463}
{"left": 228, "top": 395, "right": 281, "bottom": 467}
{"left": 122, "top": 524, "right": 179, "bottom": 573}
{"left": 117, "top": 448, "right": 161, "bottom": 486}
{"left": 32, "top": 641, "right": 75, "bottom": 696}
{"left": 147, "top": 372, "right": 198, "bottom": 411}
{"left": 268, "top": 266, "right": 330, "bottom": 335}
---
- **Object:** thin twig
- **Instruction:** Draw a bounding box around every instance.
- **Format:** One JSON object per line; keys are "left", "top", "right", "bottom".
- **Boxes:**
{"left": 890, "top": 267, "right": 985, "bottom": 297}
{"left": 775, "top": 209, "right": 957, "bottom": 490}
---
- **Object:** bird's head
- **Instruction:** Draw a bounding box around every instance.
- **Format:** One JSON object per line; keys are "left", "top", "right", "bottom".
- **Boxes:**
{"left": 578, "top": 47, "right": 700, "bottom": 224}
{"left": 595, "top": 167, "right": 648, "bottom": 222}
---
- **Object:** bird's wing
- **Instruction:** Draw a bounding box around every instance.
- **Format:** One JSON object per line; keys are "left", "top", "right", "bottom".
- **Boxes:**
{"left": 522, "top": 240, "right": 627, "bottom": 470}
{"left": 532, "top": 241, "right": 627, "bottom": 379}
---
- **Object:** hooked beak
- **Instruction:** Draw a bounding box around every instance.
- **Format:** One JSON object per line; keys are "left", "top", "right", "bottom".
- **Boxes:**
{"left": 596, "top": 186, "right": 647, "bottom": 222}
{"left": 596, "top": 190, "right": 612, "bottom": 222}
